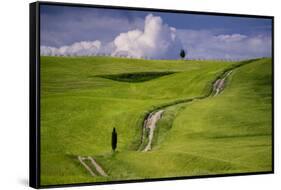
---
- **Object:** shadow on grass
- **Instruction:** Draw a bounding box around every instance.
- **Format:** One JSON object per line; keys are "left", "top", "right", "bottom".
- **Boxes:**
{"left": 95, "top": 71, "right": 177, "bottom": 83}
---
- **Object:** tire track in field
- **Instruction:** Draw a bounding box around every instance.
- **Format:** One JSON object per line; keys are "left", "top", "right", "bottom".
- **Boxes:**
{"left": 78, "top": 156, "right": 108, "bottom": 177}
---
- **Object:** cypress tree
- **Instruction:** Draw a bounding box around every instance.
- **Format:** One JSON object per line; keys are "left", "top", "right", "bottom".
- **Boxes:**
{"left": 111, "top": 127, "right": 117, "bottom": 152}
{"left": 180, "top": 49, "right": 186, "bottom": 59}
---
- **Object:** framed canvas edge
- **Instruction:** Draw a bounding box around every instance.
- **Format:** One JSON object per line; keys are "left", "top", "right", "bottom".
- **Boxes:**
{"left": 30, "top": 1, "right": 40, "bottom": 189}
{"left": 29, "top": 1, "right": 275, "bottom": 189}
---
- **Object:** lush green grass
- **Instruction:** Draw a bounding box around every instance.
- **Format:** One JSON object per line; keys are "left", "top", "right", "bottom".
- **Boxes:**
{"left": 156, "top": 58, "right": 272, "bottom": 174}
{"left": 40, "top": 56, "right": 272, "bottom": 185}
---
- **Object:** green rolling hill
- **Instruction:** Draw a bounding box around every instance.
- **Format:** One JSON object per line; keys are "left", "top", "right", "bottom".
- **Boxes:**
{"left": 40, "top": 56, "right": 272, "bottom": 185}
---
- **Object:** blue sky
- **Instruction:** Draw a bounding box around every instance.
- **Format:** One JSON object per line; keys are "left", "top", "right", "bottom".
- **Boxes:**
{"left": 40, "top": 4, "right": 272, "bottom": 60}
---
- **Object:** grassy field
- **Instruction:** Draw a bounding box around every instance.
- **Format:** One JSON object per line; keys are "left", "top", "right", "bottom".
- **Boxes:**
{"left": 40, "top": 56, "right": 272, "bottom": 185}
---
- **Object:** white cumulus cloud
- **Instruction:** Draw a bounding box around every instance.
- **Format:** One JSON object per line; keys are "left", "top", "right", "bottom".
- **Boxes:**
{"left": 41, "top": 40, "right": 101, "bottom": 56}
{"left": 112, "top": 14, "right": 183, "bottom": 59}
{"left": 215, "top": 34, "right": 247, "bottom": 42}
{"left": 41, "top": 14, "right": 183, "bottom": 59}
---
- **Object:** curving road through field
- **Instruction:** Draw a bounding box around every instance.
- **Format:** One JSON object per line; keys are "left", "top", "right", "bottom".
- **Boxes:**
{"left": 139, "top": 60, "right": 256, "bottom": 152}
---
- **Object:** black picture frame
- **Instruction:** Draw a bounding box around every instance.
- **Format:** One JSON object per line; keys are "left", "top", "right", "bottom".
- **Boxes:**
{"left": 30, "top": 1, "right": 274, "bottom": 189}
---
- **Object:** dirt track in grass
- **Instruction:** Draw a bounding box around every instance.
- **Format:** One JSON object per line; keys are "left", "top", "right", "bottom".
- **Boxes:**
{"left": 140, "top": 68, "right": 235, "bottom": 152}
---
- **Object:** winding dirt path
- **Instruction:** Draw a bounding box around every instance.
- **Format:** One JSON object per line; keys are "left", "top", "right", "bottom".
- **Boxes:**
{"left": 140, "top": 65, "right": 240, "bottom": 151}
{"left": 143, "top": 110, "right": 164, "bottom": 152}
{"left": 213, "top": 70, "right": 233, "bottom": 96}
